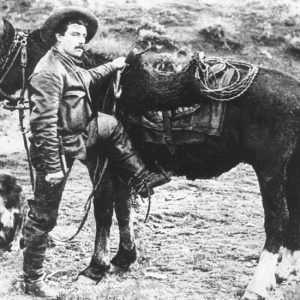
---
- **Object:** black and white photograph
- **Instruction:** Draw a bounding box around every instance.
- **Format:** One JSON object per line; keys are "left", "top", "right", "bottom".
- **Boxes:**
{"left": 1, "top": 0, "right": 300, "bottom": 299}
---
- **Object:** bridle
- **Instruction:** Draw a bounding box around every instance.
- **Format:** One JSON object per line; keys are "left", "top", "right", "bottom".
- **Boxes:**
{"left": 0, "top": 30, "right": 29, "bottom": 109}
{"left": 0, "top": 30, "right": 34, "bottom": 190}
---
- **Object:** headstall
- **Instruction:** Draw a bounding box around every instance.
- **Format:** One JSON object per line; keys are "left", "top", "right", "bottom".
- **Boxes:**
{"left": 0, "top": 30, "right": 34, "bottom": 190}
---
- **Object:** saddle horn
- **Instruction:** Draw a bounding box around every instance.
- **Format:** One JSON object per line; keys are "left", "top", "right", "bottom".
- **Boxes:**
{"left": 126, "top": 40, "right": 151, "bottom": 64}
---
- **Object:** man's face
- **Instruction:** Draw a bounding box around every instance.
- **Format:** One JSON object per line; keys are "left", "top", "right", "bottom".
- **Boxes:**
{"left": 55, "top": 23, "right": 87, "bottom": 57}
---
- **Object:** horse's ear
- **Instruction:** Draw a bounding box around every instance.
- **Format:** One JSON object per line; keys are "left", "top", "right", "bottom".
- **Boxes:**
{"left": 2, "top": 18, "right": 15, "bottom": 47}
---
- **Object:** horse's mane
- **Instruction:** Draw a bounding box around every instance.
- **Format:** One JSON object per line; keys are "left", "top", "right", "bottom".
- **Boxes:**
{"left": 27, "top": 29, "right": 49, "bottom": 50}
{"left": 81, "top": 49, "right": 113, "bottom": 69}
{"left": 26, "top": 29, "right": 50, "bottom": 69}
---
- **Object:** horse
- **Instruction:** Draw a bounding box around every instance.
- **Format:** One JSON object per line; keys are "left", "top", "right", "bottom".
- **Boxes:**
{"left": 1, "top": 19, "right": 300, "bottom": 300}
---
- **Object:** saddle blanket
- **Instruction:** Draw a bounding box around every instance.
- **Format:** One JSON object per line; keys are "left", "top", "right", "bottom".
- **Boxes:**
{"left": 125, "top": 100, "right": 226, "bottom": 145}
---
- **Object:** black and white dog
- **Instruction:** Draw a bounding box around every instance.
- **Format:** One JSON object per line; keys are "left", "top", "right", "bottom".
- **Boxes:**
{"left": 0, "top": 173, "right": 25, "bottom": 251}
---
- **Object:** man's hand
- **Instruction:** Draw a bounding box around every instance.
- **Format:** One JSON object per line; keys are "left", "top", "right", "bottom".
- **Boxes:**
{"left": 45, "top": 171, "right": 65, "bottom": 185}
{"left": 111, "top": 57, "right": 126, "bottom": 70}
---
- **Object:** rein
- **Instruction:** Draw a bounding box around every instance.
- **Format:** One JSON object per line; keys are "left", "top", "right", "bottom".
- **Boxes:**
{"left": 0, "top": 31, "right": 29, "bottom": 106}
{"left": 0, "top": 31, "right": 34, "bottom": 190}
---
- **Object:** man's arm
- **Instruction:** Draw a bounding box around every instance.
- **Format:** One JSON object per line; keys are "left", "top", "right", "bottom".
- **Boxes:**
{"left": 29, "top": 71, "right": 64, "bottom": 176}
{"left": 88, "top": 57, "right": 126, "bottom": 84}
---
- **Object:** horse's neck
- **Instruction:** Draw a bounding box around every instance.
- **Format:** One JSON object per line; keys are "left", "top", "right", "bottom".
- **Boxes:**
{"left": 27, "top": 29, "right": 49, "bottom": 71}
{"left": 82, "top": 49, "right": 111, "bottom": 69}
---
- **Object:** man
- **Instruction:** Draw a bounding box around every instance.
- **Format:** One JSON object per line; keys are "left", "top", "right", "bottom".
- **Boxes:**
{"left": 23, "top": 6, "right": 169, "bottom": 298}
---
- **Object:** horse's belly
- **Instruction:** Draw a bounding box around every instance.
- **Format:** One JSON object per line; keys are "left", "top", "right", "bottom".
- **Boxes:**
{"left": 136, "top": 140, "right": 240, "bottom": 180}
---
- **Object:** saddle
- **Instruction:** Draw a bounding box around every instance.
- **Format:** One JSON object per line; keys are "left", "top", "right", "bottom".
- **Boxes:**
{"left": 125, "top": 56, "right": 256, "bottom": 149}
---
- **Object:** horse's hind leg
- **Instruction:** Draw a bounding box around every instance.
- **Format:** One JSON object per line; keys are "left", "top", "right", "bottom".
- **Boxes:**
{"left": 276, "top": 144, "right": 300, "bottom": 281}
{"left": 242, "top": 170, "right": 288, "bottom": 300}
{"left": 111, "top": 182, "right": 137, "bottom": 270}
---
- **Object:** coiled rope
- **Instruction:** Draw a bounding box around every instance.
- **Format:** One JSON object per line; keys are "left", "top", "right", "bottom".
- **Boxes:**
{"left": 194, "top": 52, "right": 258, "bottom": 101}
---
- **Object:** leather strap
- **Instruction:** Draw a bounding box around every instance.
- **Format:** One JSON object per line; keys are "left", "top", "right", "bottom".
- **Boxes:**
{"left": 162, "top": 111, "right": 176, "bottom": 154}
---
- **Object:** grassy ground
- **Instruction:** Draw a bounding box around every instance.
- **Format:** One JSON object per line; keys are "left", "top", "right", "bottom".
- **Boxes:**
{"left": 1, "top": 0, "right": 300, "bottom": 299}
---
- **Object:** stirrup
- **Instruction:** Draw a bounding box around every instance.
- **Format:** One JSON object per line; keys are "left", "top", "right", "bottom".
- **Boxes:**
{"left": 130, "top": 170, "right": 170, "bottom": 198}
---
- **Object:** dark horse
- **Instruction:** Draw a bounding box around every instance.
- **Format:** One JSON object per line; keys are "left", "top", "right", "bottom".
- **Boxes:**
{"left": 1, "top": 19, "right": 300, "bottom": 300}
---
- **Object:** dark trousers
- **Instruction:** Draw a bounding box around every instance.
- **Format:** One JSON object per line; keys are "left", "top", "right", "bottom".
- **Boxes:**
{"left": 23, "top": 113, "right": 144, "bottom": 283}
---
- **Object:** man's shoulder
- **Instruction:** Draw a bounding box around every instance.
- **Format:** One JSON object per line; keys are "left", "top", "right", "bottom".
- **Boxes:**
{"left": 33, "top": 49, "right": 65, "bottom": 75}
{"left": 29, "top": 50, "right": 66, "bottom": 83}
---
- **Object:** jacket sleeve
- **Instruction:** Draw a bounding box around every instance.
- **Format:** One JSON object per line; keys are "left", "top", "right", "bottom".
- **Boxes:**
{"left": 88, "top": 62, "right": 116, "bottom": 85}
{"left": 29, "top": 71, "right": 63, "bottom": 174}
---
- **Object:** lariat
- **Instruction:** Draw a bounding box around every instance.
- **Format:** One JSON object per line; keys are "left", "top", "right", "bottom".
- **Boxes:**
{"left": 194, "top": 52, "right": 258, "bottom": 101}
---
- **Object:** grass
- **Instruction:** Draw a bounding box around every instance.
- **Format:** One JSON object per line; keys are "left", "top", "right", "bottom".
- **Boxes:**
{"left": 88, "top": 34, "right": 133, "bottom": 57}
{"left": 1, "top": 1, "right": 300, "bottom": 300}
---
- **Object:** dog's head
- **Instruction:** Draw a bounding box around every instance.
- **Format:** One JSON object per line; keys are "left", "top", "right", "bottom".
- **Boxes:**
{"left": 0, "top": 173, "right": 25, "bottom": 250}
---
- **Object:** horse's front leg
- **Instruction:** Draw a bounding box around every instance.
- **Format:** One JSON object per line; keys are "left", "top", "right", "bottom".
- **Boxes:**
{"left": 79, "top": 164, "right": 116, "bottom": 282}
{"left": 111, "top": 183, "right": 137, "bottom": 270}
{"left": 242, "top": 171, "right": 288, "bottom": 300}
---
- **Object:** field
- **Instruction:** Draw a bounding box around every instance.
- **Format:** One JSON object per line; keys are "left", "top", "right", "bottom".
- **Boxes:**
{"left": 1, "top": 0, "right": 300, "bottom": 299}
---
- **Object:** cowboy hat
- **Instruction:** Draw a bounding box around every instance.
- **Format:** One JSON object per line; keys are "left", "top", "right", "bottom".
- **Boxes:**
{"left": 41, "top": 6, "right": 98, "bottom": 44}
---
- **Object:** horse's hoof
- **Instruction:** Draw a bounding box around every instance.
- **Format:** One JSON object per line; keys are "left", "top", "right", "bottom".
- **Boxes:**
{"left": 78, "top": 267, "right": 106, "bottom": 283}
{"left": 9, "top": 241, "right": 20, "bottom": 252}
{"left": 111, "top": 244, "right": 137, "bottom": 269}
{"left": 76, "top": 275, "right": 97, "bottom": 286}
{"left": 241, "top": 290, "right": 266, "bottom": 300}
{"left": 275, "top": 248, "right": 300, "bottom": 283}
{"left": 275, "top": 265, "right": 291, "bottom": 283}
{"left": 241, "top": 281, "right": 273, "bottom": 300}
{"left": 79, "top": 259, "right": 110, "bottom": 282}
{"left": 242, "top": 279, "right": 273, "bottom": 300}
{"left": 108, "top": 263, "right": 124, "bottom": 273}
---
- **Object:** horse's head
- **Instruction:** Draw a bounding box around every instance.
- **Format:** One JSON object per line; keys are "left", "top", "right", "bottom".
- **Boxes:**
{"left": 0, "top": 19, "right": 49, "bottom": 97}
{"left": 0, "top": 19, "right": 15, "bottom": 58}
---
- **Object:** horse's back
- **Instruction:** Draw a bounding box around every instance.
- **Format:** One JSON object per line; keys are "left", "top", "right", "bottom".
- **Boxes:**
{"left": 251, "top": 67, "right": 300, "bottom": 108}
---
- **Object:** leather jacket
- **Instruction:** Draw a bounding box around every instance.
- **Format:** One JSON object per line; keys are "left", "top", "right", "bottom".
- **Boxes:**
{"left": 29, "top": 47, "right": 116, "bottom": 174}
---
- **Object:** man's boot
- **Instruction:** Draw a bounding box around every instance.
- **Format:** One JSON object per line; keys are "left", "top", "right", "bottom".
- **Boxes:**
{"left": 23, "top": 231, "right": 59, "bottom": 299}
{"left": 105, "top": 121, "right": 170, "bottom": 197}
{"left": 23, "top": 210, "right": 59, "bottom": 299}
{"left": 124, "top": 156, "right": 170, "bottom": 197}
{"left": 25, "top": 280, "right": 59, "bottom": 299}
